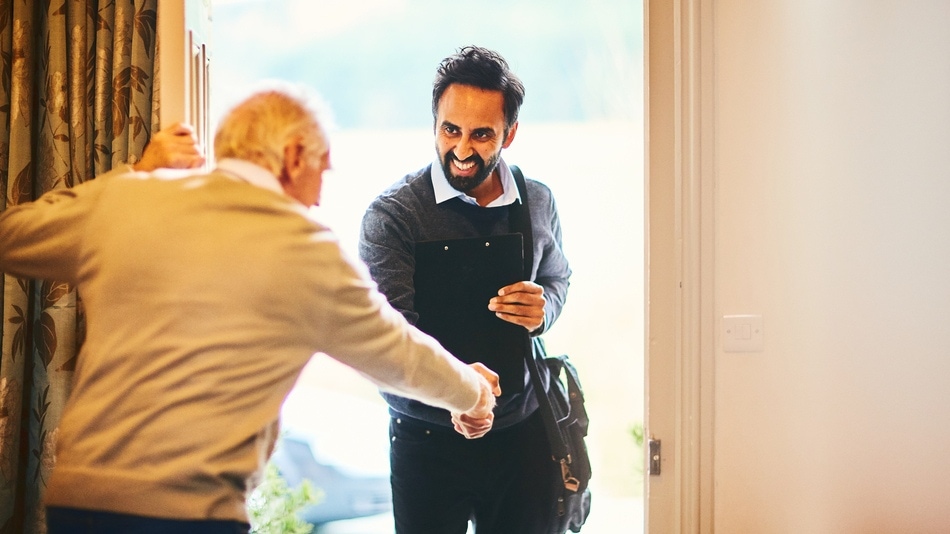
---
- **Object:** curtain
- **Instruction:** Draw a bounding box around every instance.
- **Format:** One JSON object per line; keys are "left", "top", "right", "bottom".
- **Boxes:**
{"left": 0, "top": 1, "right": 158, "bottom": 532}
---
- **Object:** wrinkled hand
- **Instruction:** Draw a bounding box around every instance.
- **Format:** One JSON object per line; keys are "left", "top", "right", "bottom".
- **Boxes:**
{"left": 451, "top": 363, "right": 501, "bottom": 439}
{"left": 488, "top": 281, "right": 546, "bottom": 332}
{"left": 133, "top": 122, "right": 205, "bottom": 171}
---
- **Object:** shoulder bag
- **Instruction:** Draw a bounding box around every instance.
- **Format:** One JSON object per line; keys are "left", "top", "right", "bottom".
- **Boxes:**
{"left": 510, "top": 166, "right": 592, "bottom": 533}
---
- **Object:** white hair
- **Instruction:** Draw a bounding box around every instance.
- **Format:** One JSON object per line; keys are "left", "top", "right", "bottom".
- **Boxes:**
{"left": 213, "top": 81, "right": 335, "bottom": 176}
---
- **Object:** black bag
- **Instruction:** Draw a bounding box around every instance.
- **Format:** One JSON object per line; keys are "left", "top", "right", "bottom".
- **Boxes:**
{"left": 510, "top": 166, "right": 592, "bottom": 532}
{"left": 537, "top": 350, "right": 593, "bottom": 533}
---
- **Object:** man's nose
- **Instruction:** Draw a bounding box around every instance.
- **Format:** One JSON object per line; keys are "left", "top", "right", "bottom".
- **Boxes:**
{"left": 453, "top": 136, "right": 474, "bottom": 160}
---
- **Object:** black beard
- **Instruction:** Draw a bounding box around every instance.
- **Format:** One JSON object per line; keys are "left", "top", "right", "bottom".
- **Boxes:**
{"left": 441, "top": 150, "right": 501, "bottom": 193}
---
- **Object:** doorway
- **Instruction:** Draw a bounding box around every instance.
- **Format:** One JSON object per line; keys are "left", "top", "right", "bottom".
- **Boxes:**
{"left": 210, "top": 1, "right": 644, "bottom": 531}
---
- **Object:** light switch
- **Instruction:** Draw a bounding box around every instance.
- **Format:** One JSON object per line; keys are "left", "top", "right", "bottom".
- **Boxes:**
{"left": 737, "top": 324, "right": 751, "bottom": 340}
{"left": 722, "top": 314, "right": 763, "bottom": 352}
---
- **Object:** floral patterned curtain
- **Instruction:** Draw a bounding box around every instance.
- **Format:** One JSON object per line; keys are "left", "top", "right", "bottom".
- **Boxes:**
{"left": 0, "top": 1, "right": 158, "bottom": 532}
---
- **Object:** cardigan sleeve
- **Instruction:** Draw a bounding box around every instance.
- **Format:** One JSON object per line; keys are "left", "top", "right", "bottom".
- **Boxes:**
{"left": 312, "top": 238, "right": 482, "bottom": 414}
{"left": 0, "top": 177, "right": 112, "bottom": 283}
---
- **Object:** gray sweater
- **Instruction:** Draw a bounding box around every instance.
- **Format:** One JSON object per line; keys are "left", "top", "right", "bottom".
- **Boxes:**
{"left": 359, "top": 163, "right": 572, "bottom": 429}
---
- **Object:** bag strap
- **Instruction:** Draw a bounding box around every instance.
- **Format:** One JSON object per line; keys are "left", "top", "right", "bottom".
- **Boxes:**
{"left": 508, "top": 165, "right": 534, "bottom": 279}
{"left": 509, "top": 166, "right": 580, "bottom": 491}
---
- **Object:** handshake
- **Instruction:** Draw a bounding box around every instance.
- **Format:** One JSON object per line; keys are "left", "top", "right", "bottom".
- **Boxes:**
{"left": 451, "top": 362, "right": 502, "bottom": 440}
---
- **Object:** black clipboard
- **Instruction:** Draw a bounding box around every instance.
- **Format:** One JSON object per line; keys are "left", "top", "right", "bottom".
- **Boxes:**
{"left": 413, "top": 233, "right": 527, "bottom": 394}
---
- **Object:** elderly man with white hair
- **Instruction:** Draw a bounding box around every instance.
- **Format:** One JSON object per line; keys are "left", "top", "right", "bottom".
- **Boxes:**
{"left": 0, "top": 85, "right": 500, "bottom": 534}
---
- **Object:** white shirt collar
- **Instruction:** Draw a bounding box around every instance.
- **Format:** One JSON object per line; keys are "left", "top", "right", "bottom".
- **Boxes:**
{"left": 215, "top": 158, "right": 285, "bottom": 197}
{"left": 431, "top": 157, "right": 522, "bottom": 207}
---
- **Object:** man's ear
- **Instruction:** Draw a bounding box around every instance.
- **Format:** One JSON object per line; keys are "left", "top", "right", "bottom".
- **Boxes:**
{"left": 280, "top": 139, "right": 305, "bottom": 184}
{"left": 502, "top": 121, "right": 519, "bottom": 149}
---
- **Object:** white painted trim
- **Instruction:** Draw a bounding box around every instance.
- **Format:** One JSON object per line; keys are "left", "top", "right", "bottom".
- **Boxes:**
{"left": 645, "top": 0, "right": 713, "bottom": 531}
{"left": 157, "top": 0, "right": 212, "bottom": 165}
{"left": 158, "top": 1, "right": 187, "bottom": 129}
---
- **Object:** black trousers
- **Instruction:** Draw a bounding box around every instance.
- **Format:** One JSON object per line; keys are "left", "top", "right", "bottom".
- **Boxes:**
{"left": 46, "top": 507, "right": 250, "bottom": 534}
{"left": 389, "top": 410, "right": 559, "bottom": 534}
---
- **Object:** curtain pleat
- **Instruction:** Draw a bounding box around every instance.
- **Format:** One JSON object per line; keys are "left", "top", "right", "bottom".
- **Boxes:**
{"left": 0, "top": 1, "right": 158, "bottom": 532}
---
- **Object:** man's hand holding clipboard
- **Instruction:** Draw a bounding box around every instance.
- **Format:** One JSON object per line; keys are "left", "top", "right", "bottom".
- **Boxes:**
{"left": 488, "top": 280, "right": 546, "bottom": 333}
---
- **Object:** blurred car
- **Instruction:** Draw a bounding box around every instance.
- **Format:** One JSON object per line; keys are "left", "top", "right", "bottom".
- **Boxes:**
{"left": 269, "top": 385, "right": 393, "bottom": 526}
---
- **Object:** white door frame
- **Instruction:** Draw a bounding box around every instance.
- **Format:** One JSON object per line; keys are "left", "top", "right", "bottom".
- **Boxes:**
{"left": 157, "top": 0, "right": 212, "bottom": 164}
{"left": 645, "top": 0, "right": 714, "bottom": 532}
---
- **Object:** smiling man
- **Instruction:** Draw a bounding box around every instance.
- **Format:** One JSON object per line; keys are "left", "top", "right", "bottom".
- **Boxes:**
{"left": 436, "top": 82, "right": 514, "bottom": 199}
{"left": 359, "top": 46, "right": 573, "bottom": 533}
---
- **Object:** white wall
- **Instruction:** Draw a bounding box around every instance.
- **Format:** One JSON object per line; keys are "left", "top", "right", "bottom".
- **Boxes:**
{"left": 713, "top": 1, "right": 950, "bottom": 532}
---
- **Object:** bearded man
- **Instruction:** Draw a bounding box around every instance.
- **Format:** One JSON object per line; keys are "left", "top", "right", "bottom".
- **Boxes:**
{"left": 359, "top": 45, "right": 573, "bottom": 534}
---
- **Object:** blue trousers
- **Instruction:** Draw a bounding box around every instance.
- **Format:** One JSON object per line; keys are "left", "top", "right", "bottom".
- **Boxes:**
{"left": 389, "top": 409, "right": 560, "bottom": 534}
{"left": 46, "top": 507, "right": 250, "bottom": 534}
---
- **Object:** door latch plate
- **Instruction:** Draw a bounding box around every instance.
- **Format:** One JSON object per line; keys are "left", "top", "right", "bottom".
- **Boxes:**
{"left": 648, "top": 439, "right": 661, "bottom": 475}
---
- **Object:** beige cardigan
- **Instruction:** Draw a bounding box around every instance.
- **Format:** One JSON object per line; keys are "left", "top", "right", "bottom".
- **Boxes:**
{"left": 0, "top": 165, "right": 482, "bottom": 522}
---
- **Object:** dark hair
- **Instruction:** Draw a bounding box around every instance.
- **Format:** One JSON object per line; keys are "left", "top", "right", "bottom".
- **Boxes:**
{"left": 432, "top": 45, "right": 526, "bottom": 130}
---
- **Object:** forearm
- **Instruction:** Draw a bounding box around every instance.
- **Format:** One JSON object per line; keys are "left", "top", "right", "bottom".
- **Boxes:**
{"left": 536, "top": 275, "right": 569, "bottom": 334}
{"left": 534, "top": 194, "right": 571, "bottom": 333}
{"left": 321, "top": 259, "right": 482, "bottom": 414}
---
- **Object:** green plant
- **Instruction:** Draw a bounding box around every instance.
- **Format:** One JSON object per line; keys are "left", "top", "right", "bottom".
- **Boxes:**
{"left": 631, "top": 421, "right": 645, "bottom": 480}
{"left": 247, "top": 462, "right": 322, "bottom": 534}
{"left": 631, "top": 421, "right": 644, "bottom": 449}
